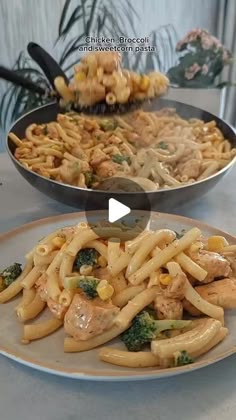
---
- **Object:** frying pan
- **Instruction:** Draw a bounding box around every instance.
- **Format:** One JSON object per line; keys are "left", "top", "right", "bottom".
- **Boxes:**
{"left": 6, "top": 98, "right": 236, "bottom": 212}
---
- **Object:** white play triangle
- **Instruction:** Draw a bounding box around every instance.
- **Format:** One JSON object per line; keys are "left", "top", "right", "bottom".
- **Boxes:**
{"left": 108, "top": 198, "right": 131, "bottom": 223}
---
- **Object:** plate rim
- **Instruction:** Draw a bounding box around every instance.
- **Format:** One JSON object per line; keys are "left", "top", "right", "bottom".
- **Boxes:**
{"left": 1, "top": 344, "right": 236, "bottom": 381}
{"left": 0, "top": 210, "right": 236, "bottom": 243}
{"left": 1, "top": 210, "right": 236, "bottom": 381}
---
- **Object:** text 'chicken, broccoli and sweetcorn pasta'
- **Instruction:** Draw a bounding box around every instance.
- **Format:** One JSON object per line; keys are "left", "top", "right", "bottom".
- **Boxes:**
{"left": 10, "top": 108, "right": 236, "bottom": 192}
{"left": 1, "top": 222, "right": 236, "bottom": 369}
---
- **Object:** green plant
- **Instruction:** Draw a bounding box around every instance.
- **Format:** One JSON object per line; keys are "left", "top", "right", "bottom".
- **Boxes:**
{"left": 0, "top": 52, "right": 50, "bottom": 130}
{"left": 167, "top": 28, "right": 234, "bottom": 88}
{"left": 0, "top": 0, "right": 178, "bottom": 131}
{"left": 56, "top": 0, "right": 139, "bottom": 74}
{"left": 128, "top": 25, "right": 177, "bottom": 74}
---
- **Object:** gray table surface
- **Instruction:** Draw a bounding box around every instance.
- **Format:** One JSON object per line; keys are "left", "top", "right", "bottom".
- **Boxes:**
{"left": 0, "top": 152, "right": 236, "bottom": 420}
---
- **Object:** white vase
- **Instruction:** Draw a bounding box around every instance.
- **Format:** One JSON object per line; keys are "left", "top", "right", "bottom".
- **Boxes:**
{"left": 164, "top": 87, "right": 226, "bottom": 118}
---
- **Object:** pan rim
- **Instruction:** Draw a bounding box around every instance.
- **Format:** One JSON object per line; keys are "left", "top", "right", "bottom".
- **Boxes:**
{"left": 6, "top": 101, "right": 236, "bottom": 196}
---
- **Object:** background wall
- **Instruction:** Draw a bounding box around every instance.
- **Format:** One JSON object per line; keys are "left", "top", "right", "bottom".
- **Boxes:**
{"left": 0, "top": 0, "right": 220, "bottom": 67}
{"left": 0, "top": 0, "right": 221, "bottom": 149}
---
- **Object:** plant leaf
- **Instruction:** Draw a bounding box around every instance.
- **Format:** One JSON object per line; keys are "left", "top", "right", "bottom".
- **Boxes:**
{"left": 0, "top": 51, "right": 49, "bottom": 130}
{"left": 59, "top": 34, "right": 86, "bottom": 66}
{"left": 85, "top": 0, "right": 99, "bottom": 35}
{"left": 60, "top": 10, "right": 83, "bottom": 39}
{"left": 58, "top": 0, "right": 72, "bottom": 37}
{"left": 0, "top": 85, "right": 18, "bottom": 129}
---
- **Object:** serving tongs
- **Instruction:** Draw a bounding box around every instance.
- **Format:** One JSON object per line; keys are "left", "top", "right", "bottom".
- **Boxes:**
{"left": 0, "top": 65, "right": 52, "bottom": 97}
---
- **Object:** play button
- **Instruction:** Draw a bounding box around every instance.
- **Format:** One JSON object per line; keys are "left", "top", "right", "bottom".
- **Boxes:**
{"left": 108, "top": 199, "right": 131, "bottom": 223}
{"left": 85, "top": 177, "right": 151, "bottom": 240}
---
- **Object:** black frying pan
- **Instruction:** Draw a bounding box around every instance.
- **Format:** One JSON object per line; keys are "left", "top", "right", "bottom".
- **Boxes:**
{"left": 6, "top": 98, "right": 236, "bottom": 212}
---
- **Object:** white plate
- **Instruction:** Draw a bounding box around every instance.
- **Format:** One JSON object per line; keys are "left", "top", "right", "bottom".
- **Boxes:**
{"left": 0, "top": 211, "right": 236, "bottom": 381}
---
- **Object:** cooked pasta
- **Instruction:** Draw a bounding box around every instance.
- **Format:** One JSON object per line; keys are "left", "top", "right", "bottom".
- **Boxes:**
{"left": 1, "top": 222, "right": 236, "bottom": 370}
{"left": 54, "top": 51, "right": 169, "bottom": 108}
{"left": 11, "top": 108, "right": 236, "bottom": 192}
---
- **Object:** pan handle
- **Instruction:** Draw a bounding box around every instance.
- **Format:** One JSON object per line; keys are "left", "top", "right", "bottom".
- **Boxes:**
{"left": 27, "top": 42, "right": 69, "bottom": 89}
{"left": 0, "top": 66, "right": 46, "bottom": 95}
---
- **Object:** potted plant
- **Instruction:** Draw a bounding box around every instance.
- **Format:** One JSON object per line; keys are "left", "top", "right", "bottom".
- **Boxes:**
{"left": 165, "top": 28, "right": 234, "bottom": 117}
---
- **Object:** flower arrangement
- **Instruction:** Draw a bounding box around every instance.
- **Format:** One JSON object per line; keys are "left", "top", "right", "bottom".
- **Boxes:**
{"left": 167, "top": 28, "right": 233, "bottom": 88}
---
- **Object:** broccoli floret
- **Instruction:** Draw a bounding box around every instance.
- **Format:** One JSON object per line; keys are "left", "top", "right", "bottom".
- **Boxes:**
{"left": 73, "top": 248, "right": 99, "bottom": 271}
{"left": 157, "top": 141, "right": 168, "bottom": 150}
{"left": 121, "top": 311, "right": 192, "bottom": 352}
{"left": 78, "top": 277, "right": 100, "bottom": 299}
{"left": 0, "top": 263, "right": 22, "bottom": 288}
{"left": 99, "top": 119, "right": 118, "bottom": 131}
{"left": 84, "top": 172, "right": 96, "bottom": 188}
{"left": 112, "top": 154, "right": 131, "bottom": 165}
{"left": 174, "top": 350, "right": 194, "bottom": 366}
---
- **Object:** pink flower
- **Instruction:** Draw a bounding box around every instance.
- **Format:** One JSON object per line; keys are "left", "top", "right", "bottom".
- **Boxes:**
{"left": 184, "top": 63, "right": 201, "bottom": 80}
{"left": 176, "top": 28, "right": 229, "bottom": 53}
{"left": 201, "top": 34, "right": 214, "bottom": 50}
{"left": 176, "top": 28, "right": 202, "bottom": 50}
{"left": 198, "top": 30, "right": 224, "bottom": 51}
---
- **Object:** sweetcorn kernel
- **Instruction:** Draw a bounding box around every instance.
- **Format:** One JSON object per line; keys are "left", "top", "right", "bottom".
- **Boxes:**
{"left": 97, "top": 280, "right": 114, "bottom": 300}
{"left": 75, "top": 71, "right": 86, "bottom": 81}
{"left": 207, "top": 236, "right": 228, "bottom": 252}
{"left": 97, "top": 67, "right": 104, "bottom": 82}
{"left": 159, "top": 274, "right": 172, "bottom": 286}
{"left": 139, "top": 75, "right": 150, "bottom": 91}
{"left": 52, "top": 236, "right": 66, "bottom": 248}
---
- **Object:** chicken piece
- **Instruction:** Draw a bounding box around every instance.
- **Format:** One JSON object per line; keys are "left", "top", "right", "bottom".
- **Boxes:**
{"left": 83, "top": 117, "right": 100, "bottom": 132}
{"left": 76, "top": 80, "right": 106, "bottom": 106}
{"left": 33, "top": 125, "right": 45, "bottom": 136}
{"left": 59, "top": 161, "right": 81, "bottom": 184}
{"left": 35, "top": 274, "right": 48, "bottom": 302}
{"left": 64, "top": 293, "right": 120, "bottom": 341}
{"left": 178, "top": 158, "right": 201, "bottom": 179}
{"left": 125, "top": 131, "right": 141, "bottom": 145}
{"left": 46, "top": 123, "right": 59, "bottom": 139}
{"left": 189, "top": 250, "right": 232, "bottom": 283}
{"left": 108, "top": 135, "right": 122, "bottom": 145}
{"left": 154, "top": 295, "right": 183, "bottom": 320}
{"left": 165, "top": 273, "right": 187, "bottom": 300}
{"left": 96, "top": 160, "right": 121, "bottom": 178}
{"left": 47, "top": 298, "right": 67, "bottom": 320}
{"left": 226, "top": 256, "right": 236, "bottom": 277}
{"left": 90, "top": 148, "right": 109, "bottom": 167}
{"left": 183, "top": 278, "right": 236, "bottom": 316}
{"left": 82, "top": 52, "right": 121, "bottom": 73}
{"left": 71, "top": 145, "right": 88, "bottom": 160}
{"left": 35, "top": 275, "right": 67, "bottom": 319}
{"left": 97, "top": 52, "right": 121, "bottom": 73}
{"left": 93, "top": 267, "right": 112, "bottom": 281}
